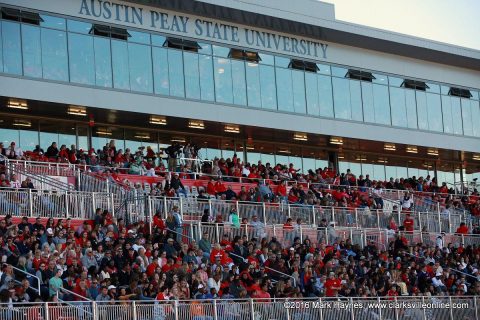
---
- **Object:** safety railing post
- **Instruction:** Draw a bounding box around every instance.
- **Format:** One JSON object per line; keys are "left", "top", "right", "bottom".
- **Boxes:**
{"left": 208, "top": 198, "right": 213, "bottom": 220}
{"left": 189, "top": 223, "right": 194, "bottom": 243}
{"left": 44, "top": 302, "right": 49, "bottom": 320}
{"left": 332, "top": 207, "right": 336, "bottom": 225}
{"left": 174, "top": 300, "right": 179, "bottom": 320}
{"left": 377, "top": 297, "right": 382, "bottom": 320}
{"left": 250, "top": 299, "right": 255, "bottom": 320}
{"left": 132, "top": 300, "right": 137, "bottom": 320}
{"left": 262, "top": 202, "right": 267, "bottom": 223}
{"left": 300, "top": 225, "right": 304, "bottom": 242}
{"left": 448, "top": 296, "right": 454, "bottom": 320}
{"left": 213, "top": 299, "right": 218, "bottom": 320}
{"left": 148, "top": 197, "right": 153, "bottom": 235}
{"left": 91, "top": 192, "right": 96, "bottom": 219}
{"left": 28, "top": 188, "right": 33, "bottom": 216}
{"left": 448, "top": 212, "right": 452, "bottom": 234}
{"left": 163, "top": 197, "right": 168, "bottom": 219}
{"left": 110, "top": 193, "right": 115, "bottom": 217}
{"left": 64, "top": 191, "right": 69, "bottom": 219}
{"left": 474, "top": 296, "right": 479, "bottom": 320}
{"left": 354, "top": 208, "right": 358, "bottom": 229}
{"left": 438, "top": 212, "right": 441, "bottom": 233}
{"left": 273, "top": 224, "right": 277, "bottom": 238}
{"left": 350, "top": 297, "right": 355, "bottom": 320}
{"left": 215, "top": 223, "right": 220, "bottom": 243}
{"left": 312, "top": 205, "right": 316, "bottom": 226}
{"left": 376, "top": 209, "right": 380, "bottom": 229}
{"left": 287, "top": 204, "right": 291, "bottom": 218}
{"left": 92, "top": 301, "right": 97, "bottom": 320}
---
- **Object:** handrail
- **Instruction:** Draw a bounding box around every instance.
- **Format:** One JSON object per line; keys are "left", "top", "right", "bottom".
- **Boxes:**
{"left": 10, "top": 264, "right": 41, "bottom": 293}
{"left": 58, "top": 286, "right": 93, "bottom": 302}
{"left": 263, "top": 265, "right": 297, "bottom": 287}
{"left": 165, "top": 227, "right": 195, "bottom": 241}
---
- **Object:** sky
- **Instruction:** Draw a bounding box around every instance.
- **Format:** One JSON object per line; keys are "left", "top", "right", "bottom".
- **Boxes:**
{"left": 325, "top": 0, "right": 480, "bottom": 50}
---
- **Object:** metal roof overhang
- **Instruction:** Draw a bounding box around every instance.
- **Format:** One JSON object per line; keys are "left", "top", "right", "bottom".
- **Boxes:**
{"left": 123, "top": 0, "right": 480, "bottom": 71}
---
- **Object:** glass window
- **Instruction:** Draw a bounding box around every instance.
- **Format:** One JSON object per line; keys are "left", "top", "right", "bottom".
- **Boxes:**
{"left": 222, "top": 149, "right": 235, "bottom": 160}
{"left": 111, "top": 40, "right": 130, "bottom": 90}
{"left": 77, "top": 126, "right": 89, "bottom": 151}
{"left": 373, "top": 164, "right": 385, "bottom": 181}
{"left": 416, "top": 91, "right": 428, "bottom": 130}
{"left": 261, "top": 153, "right": 275, "bottom": 166}
{"left": 289, "top": 156, "right": 303, "bottom": 172}
{"left": 21, "top": 24, "right": 42, "bottom": 78}
{"left": 405, "top": 90, "right": 418, "bottom": 129}
{"left": 39, "top": 131, "right": 58, "bottom": 148}
{"left": 128, "top": 30, "right": 150, "bottom": 44}
{"left": 41, "top": 28, "right": 68, "bottom": 81}
{"left": 259, "top": 53, "right": 274, "bottom": 65}
{"left": 390, "top": 87, "right": 407, "bottom": 128}
{"left": 303, "top": 158, "right": 315, "bottom": 174}
{"left": 350, "top": 81, "right": 363, "bottom": 121}
{"left": 151, "top": 34, "right": 166, "bottom": 47}
{"left": 373, "top": 84, "right": 391, "bottom": 125}
{"left": 275, "top": 154, "right": 288, "bottom": 167}
{"left": 318, "top": 75, "right": 334, "bottom": 118}
{"left": 199, "top": 54, "right": 214, "bottom": 101}
{"left": 331, "top": 66, "right": 348, "bottom": 78}
{"left": 212, "top": 45, "right": 229, "bottom": 57}
{"left": 274, "top": 56, "right": 290, "bottom": 68}
{"left": 184, "top": 51, "right": 201, "bottom": 99}
{"left": 93, "top": 37, "right": 112, "bottom": 87}
{"left": 214, "top": 57, "right": 233, "bottom": 104}
{"left": 316, "top": 63, "right": 331, "bottom": 75}
{"left": 472, "top": 101, "right": 480, "bottom": 137}
{"left": 152, "top": 47, "right": 169, "bottom": 95}
{"left": 305, "top": 72, "right": 320, "bottom": 116}
{"left": 362, "top": 82, "right": 375, "bottom": 123}
{"left": 128, "top": 43, "right": 153, "bottom": 93}
{"left": 247, "top": 152, "right": 261, "bottom": 164}
{"left": 361, "top": 163, "right": 373, "bottom": 177}
{"left": 198, "top": 42, "right": 212, "bottom": 55}
{"left": 372, "top": 73, "right": 388, "bottom": 85}
{"left": 2, "top": 21, "right": 22, "bottom": 75}
{"left": 259, "top": 65, "right": 276, "bottom": 109}
{"left": 0, "top": 22, "right": 2, "bottom": 72}
{"left": 40, "top": 15, "right": 66, "bottom": 30}
{"left": 292, "top": 70, "right": 306, "bottom": 114}
{"left": 332, "top": 77, "right": 350, "bottom": 120}
{"left": 461, "top": 98, "right": 474, "bottom": 136}
{"left": 276, "top": 67, "right": 293, "bottom": 112}
{"left": 443, "top": 96, "right": 464, "bottom": 135}
{"left": 19, "top": 129, "right": 38, "bottom": 151}
{"left": 426, "top": 83, "right": 440, "bottom": 94}
{"left": 231, "top": 59, "right": 247, "bottom": 106}
{"left": 68, "top": 33, "right": 95, "bottom": 85}
{"left": 0, "top": 128, "right": 19, "bottom": 146}
{"left": 426, "top": 93, "right": 443, "bottom": 132}
{"left": 167, "top": 49, "right": 185, "bottom": 97}
{"left": 246, "top": 62, "right": 261, "bottom": 108}
{"left": 407, "top": 167, "right": 419, "bottom": 179}
{"left": 67, "top": 19, "right": 91, "bottom": 34}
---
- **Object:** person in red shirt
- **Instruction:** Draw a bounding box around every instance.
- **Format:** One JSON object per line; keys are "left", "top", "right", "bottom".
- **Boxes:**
{"left": 324, "top": 272, "right": 342, "bottom": 297}
{"left": 252, "top": 283, "right": 270, "bottom": 302}
{"left": 146, "top": 258, "right": 160, "bottom": 277}
{"left": 153, "top": 211, "right": 166, "bottom": 232}
{"left": 387, "top": 285, "right": 399, "bottom": 300}
{"left": 214, "top": 180, "right": 227, "bottom": 195}
{"left": 403, "top": 214, "right": 414, "bottom": 233}
{"left": 156, "top": 286, "right": 170, "bottom": 301}
{"left": 456, "top": 222, "right": 469, "bottom": 235}
{"left": 206, "top": 181, "right": 216, "bottom": 195}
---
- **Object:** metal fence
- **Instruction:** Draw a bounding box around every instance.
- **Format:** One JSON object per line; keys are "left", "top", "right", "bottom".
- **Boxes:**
{"left": 0, "top": 297, "right": 477, "bottom": 320}
{"left": 0, "top": 189, "right": 114, "bottom": 219}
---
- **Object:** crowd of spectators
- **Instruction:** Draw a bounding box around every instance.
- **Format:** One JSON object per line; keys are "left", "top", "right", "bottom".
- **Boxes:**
{"left": 1, "top": 140, "right": 478, "bottom": 215}
{"left": 0, "top": 209, "right": 479, "bottom": 307}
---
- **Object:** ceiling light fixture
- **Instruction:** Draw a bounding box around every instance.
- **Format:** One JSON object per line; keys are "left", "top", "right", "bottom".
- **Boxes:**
{"left": 473, "top": 154, "right": 480, "bottom": 161}
{"left": 355, "top": 155, "right": 367, "bottom": 161}
{"left": 7, "top": 98, "right": 28, "bottom": 110}
{"left": 149, "top": 115, "right": 167, "bottom": 125}
{"left": 188, "top": 120, "right": 205, "bottom": 129}
{"left": 293, "top": 132, "right": 308, "bottom": 141}
{"left": 171, "top": 137, "right": 186, "bottom": 143}
{"left": 67, "top": 105, "right": 87, "bottom": 116}
{"left": 427, "top": 148, "right": 439, "bottom": 156}
{"left": 224, "top": 124, "right": 240, "bottom": 133}
{"left": 384, "top": 143, "right": 396, "bottom": 151}
{"left": 96, "top": 129, "right": 112, "bottom": 136}
{"left": 406, "top": 145, "right": 418, "bottom": 154}
{"left": 12, "top": 119, "right": 31, "bottom": 127}
{"left": 134, "top": 133, "right": 150, "bottom": 140}
{"left": 329, "top": 136, "right": 343, "bottom": 145}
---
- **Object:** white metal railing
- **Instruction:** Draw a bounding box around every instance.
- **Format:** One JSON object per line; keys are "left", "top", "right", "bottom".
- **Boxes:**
{"left": 0, "top": 188, "right": 114, "bottom": 218}
{"left": 10, "top": 265, "right": 41, "bottom": 293}
{"left": 0, "top": 297, "right": 477, "bottom": 320}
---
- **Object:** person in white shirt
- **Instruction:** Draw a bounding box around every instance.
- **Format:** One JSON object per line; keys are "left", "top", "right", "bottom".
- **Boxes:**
{"left": 436, "top": 234, "right": 445, "bottom": 249}
{"left": 242, "top": 166, "right": 250, "bottom": 177}
{"left": 432, "top": 272, "right": 447, "bottom": 293}
{"left": 207, "top": 273, "right": 222, "bottom": 294}
{"left": 400, "top": 193, "right": 413, "bottom": 210}
{"left": 9, "top": 174, "right": 21, "bottom": 189}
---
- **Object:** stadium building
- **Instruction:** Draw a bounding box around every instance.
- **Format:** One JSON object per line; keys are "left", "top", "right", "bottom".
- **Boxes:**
{"left": 0, "top": 0, "right": 479, "bottom": 186}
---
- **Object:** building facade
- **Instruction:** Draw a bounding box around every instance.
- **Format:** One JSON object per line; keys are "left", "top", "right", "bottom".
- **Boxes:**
{"left": 0, "top": 0, "right": 479, "bottom": 186}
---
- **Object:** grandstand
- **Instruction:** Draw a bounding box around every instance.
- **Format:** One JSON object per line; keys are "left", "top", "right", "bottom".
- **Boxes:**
{"left": 0, "top": 0, "right": 479, "bottom": 319}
